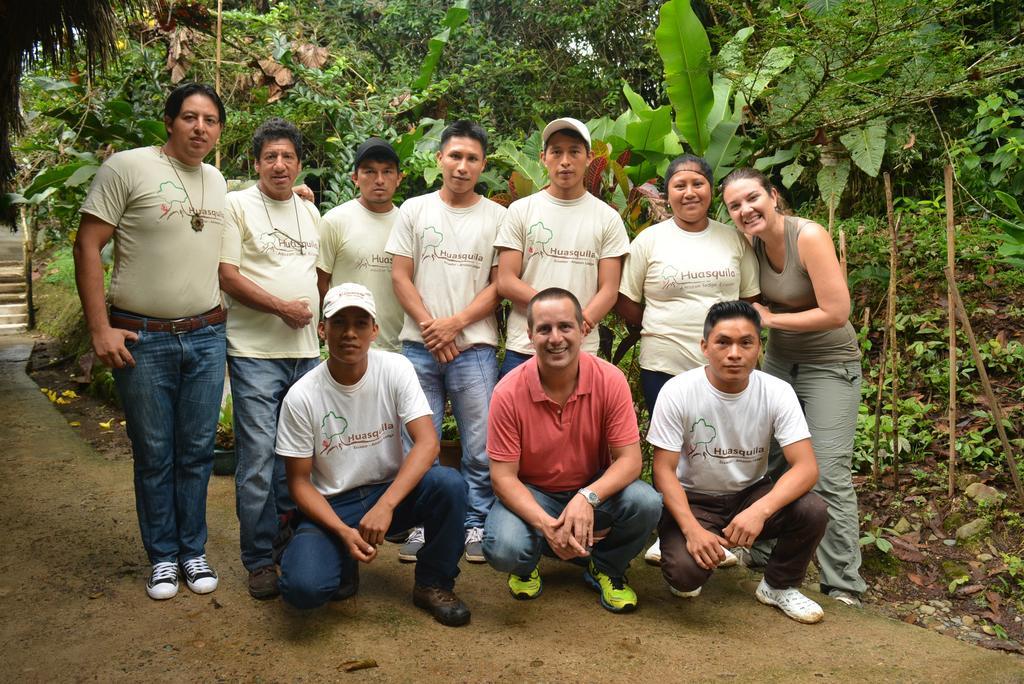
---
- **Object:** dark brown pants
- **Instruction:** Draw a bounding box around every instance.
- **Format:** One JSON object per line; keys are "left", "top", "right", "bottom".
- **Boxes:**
{"left": 660, "top": 479, "right": 827, "bottom": 591}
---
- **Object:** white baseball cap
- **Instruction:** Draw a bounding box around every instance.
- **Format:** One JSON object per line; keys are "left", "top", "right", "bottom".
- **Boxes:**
{"left": 323, "top": 282, "right": 377, "bottom": 319}
{"left": 541, "top": 117, "right": 591, "bottom": 149}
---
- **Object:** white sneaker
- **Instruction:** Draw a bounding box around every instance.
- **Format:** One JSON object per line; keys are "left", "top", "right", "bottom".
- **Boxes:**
{"left": 668, "top": 583, "right": 702, "bottom": 598}
{"left": 755, "top": 578, "right": 823, "bottom": 624}
{"left": 719, "top": 546, "right": 738, "bottom": 567}
{"left": 180, "top": 554, "right": 219, "bottom": 594}
{"left": 644, "top": 537, "right": 662, "bottom": 565}
{"left": 146, "top": 561, "right": 179, "bottom": 600}
{"left": 827, "top": 589, "right": 862, "bottom": 607}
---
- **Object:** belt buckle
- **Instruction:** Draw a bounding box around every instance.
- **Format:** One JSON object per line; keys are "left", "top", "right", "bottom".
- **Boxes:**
{"left": 169, "top": 317, "right": 193, "bottom": 334}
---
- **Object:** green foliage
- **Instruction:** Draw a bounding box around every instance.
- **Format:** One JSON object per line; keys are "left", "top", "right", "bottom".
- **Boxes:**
{"left": 655, "top": 0, "right": 713, "bottom": 154}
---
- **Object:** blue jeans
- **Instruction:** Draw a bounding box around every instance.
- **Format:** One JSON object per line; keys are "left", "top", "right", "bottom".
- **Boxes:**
{"left": 279, "top": 466, "right": 468, "bottom": 609}
{"left": 498, "top": 349, "right": 532, "bottom": 379}
{"left": 639, "top": 368, "right": 674, "bottom": 414}
{"left": 112, "top": 321, "right": 226, "bottom": 563}
{"left": 483, "top": 480, "right": 662, "bottom": 577}
{"left": 228, "top": 355, "right": 320, "bottom": 572}
{"left": 402, "top": 342, "right": 497, "bottom": 528}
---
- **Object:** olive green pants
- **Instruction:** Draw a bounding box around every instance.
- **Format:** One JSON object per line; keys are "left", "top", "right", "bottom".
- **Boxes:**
{"left": 751, "top": 356, "right": 867, "bottom": 596}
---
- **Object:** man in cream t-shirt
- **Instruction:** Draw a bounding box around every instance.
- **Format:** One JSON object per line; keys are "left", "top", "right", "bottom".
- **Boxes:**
{"left": 648, "top": 301, "right": 828, "bottom": 624}
{"left": 496, "top": 117, "right": 629, "bottom": 376}
{"left": 276, "top": 283, "right": 471, "bottom": 626}
{"left": 74, "top": 83, "right": 228, "bottom": 600}
{"left": 317, "top": 137, "right": 404, "bottom": 352}
{"left": 386, "top": 120, "right": 505, "bottom": 564}
{"left": 219, "top": 118, "right": 321, "bottom": 599}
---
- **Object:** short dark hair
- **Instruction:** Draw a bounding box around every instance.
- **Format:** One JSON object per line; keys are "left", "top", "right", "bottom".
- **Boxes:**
{"left": 703, "top": 300, "right": 761, "bottom": 340}
{"left": 252, "top": 117, "right": 303, "bottom": 162}
{"left": 526, "top": 287, "right": 584, "bottom": 330}
{"left": 544, "top": 127, "right": 589, "bottom": 153}
{"left": 164, "top": 83, "right": 225, "bottom": 124}
{"left": 664, "top": 154, "right": 714, "bottom": 194}
{"left": 440, "top": 120, "right": 488, "bottom": 156}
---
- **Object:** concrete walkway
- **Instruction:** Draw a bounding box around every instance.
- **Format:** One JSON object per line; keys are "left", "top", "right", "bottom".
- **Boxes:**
{"left": 0, "top": 334, "right": 1021, "bottom": 682}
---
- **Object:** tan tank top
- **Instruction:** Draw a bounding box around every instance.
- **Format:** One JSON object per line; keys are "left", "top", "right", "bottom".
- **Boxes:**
{"left": 753, "top": 216, "right": 860, "bottom": 363}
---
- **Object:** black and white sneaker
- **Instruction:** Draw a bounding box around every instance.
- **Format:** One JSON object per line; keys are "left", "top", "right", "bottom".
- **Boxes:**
{"left": 146, "top": 561, "right": 179, "bottom": 600}
{"left": 180, "top": 554, "right": 219, "bottom": 594}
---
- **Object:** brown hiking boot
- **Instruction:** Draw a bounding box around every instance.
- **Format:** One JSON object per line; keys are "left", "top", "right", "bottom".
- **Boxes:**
{"left": 412, "top": 585, "right": 471, "bottom": 626}
{"left": 248, "top": 565, "right": 279, "bottom": 600}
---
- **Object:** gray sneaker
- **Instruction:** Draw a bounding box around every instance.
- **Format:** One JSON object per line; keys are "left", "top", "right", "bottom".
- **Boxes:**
{"left": 464, "top": 527, "right": 486, "bottom": 563}
{"left": 827, "top": 589, "right": 862, "bottom": 607}
{"left": 398, "top": 526, "right": 425, "bottom": 563}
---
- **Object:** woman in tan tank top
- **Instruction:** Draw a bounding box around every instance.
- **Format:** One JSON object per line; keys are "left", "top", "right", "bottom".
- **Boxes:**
{"left": 720, "top": 168, "right": 867, "bottom": 606}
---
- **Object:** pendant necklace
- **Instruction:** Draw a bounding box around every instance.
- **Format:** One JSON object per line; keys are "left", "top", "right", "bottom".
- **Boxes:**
{"left": 259, "top": 187, "right": 304, "bottom": 255}
{"left": 161, "top": 146, "right": 206, "bottom": 231}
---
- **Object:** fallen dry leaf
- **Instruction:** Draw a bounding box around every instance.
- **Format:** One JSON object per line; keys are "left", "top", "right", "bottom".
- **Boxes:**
{"left": 341, "top": 659, "right": 378, "bottom": 672}
{"left": 907, "top": 573, "right": 926, "bottom": 587}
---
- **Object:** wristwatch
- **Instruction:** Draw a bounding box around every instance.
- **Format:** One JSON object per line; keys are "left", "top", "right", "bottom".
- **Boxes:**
{"left": 578, "top": 487, "right": 600, "bottom": 507}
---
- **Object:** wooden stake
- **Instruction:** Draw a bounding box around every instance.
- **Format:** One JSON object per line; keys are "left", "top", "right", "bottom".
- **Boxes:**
{"left": 890, "top": 346, "right": 900, "bottom": 492}
{"left": 839, "top": 228, "right": 847, "bottom": 280}
{"left": 214, "top": 0, "right": 223, "bottom": 169}
{"left": 878, "top": 173, "right": 900, "bottom": 482}
{"left": 943, "top": 267, "right": 1024, "bottom": 502}
{"left": 20, "top": 207, "right": 35, "bottom": 330}
{"left": 945, "top": 165, "right": 957, "bottom": 498}
{"left": 870, "top": 309, "right": 889, "bottom": 484}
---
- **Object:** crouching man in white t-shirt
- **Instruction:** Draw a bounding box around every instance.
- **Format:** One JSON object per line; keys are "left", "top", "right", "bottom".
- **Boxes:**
{"left": 648, "top": 301, "right": 828, "bottom": 624}
{"left": 275, "top": 283, "right": 471, "bottom": 626}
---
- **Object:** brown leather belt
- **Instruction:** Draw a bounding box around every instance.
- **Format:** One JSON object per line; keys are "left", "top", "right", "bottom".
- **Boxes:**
{"left": 109, "top": 306, "right": 226, "bottom": 334}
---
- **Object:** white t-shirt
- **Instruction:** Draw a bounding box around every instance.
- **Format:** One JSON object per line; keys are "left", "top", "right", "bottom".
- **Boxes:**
{"left": 80, "top": 146, "right": 226, "bottom": 317}
{"left": 619, "top": 218, "right": 760, "bottom": 375}
{"left": 220, "top": 184, "right": 321, "bottom": 358}
{"left": 318, "top": 199, "right": 402, "bottom": 352}
{"left": 647, "top": 368, "right": 810, "bottom": 495}
{"left": 385, "top": 191, "right": 504, "bottom": 349}
{"left": 276, "top": 351, "right": 432, "bottom": 497}
{"left": 496, "top": 190, "right": 629, "bottom": 355}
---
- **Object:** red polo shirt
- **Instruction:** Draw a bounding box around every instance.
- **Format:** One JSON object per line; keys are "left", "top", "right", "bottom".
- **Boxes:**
{"left": 487, "top": 352, "right": 640, "bottom": 491}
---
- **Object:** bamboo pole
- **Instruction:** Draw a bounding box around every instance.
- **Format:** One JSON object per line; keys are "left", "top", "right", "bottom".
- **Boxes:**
{"left": 20, "top": 207, "right": 34, "bottom": 330}
{"left": 873, "top": 173, "right": 900, "bottom": 483}
{"left": 943, "top": 267, "right": 1024, "bottom": 502}
{"left": 890, "top": 347, "right": 901, "bottom": 492}
{"left": 839, "top": 228, "right": 847, "bottom": 280}
{"left": 214, "top": 0, "right": 223, "bottom": 169}
{"left": 869, "top": 308, "right": 889, "bottom": 484}
{"left": 945, "top": 165, "right": 957, "bottom": 498}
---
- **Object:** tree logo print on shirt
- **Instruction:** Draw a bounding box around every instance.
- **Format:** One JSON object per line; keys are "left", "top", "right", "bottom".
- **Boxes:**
{"left": 661, "top": 265, "right": 684, "bottom": 288}
{"left": 686, "top": 418, "right": 717, "bottom": 460}
{"left": 320, "top": 411, "right": 348, "bottom": 456}
{"left": 157, "top": 180, "right": 189, "bottom": 221}
{"left": 421, "top": 225, "right": 444, "bottom": 259}
{"left": 418, "top": 225, "right": 484, "bottom": 268}
{"left": 526, "top": 221, "right": 553, "bottom": 255}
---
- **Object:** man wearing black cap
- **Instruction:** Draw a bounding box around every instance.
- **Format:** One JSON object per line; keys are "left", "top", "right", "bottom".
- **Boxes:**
{"left": 317, "top": 137, "right": 404, "bottom": 352}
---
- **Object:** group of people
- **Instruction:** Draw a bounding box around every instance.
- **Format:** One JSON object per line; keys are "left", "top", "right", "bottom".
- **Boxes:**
{"left": 73, "top": 81, "right": 865, "bottom": 629}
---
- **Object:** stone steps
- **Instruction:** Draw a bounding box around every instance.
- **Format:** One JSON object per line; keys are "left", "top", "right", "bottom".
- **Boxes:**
{"left": 0, "top": 257, "right": 28, "bottom": 334}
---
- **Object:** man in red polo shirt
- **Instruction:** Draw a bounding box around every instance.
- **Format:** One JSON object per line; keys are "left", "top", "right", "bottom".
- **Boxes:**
{"left": 483, "top": 287, "right": 661, "bottom": 613}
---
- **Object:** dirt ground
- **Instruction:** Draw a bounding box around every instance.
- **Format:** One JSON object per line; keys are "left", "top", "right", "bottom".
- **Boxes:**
{"left": 3, "top": 334, "right": 1023, "bottom": 683}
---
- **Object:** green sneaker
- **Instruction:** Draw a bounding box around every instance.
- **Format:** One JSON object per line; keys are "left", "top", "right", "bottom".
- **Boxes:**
{"left": 583, "top": 561, "right": 637, "bottom": 613}
{"left": 507, "top": 567, "right": 543, "bottom": 600}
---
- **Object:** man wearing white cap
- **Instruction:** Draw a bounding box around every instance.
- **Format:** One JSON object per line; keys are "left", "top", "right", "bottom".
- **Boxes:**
{"left": 275, "top": 283, "right": 472, "bottom": 626}
{"left": 495, "top": 117, "right": 630, "bottom": 376}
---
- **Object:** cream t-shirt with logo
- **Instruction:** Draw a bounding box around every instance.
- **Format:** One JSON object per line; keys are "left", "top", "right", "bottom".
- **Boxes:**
{"left": 385, "top": 191, "right": 505, "bottom": 349}
{"left": 220, "top": 184, "right": 320, "bottom": 358}
{"left": 276, "top": 351, "right": 432, "bottom": 497}
{"left": 80, "top": 145, "right": 226, "bottom": 318}
{"left": 647, "top": 368, "right": 810, "bottom": 495}
{"left": 496, "top": 190, "right": 629, "bottom": 355}
{"left": 318, "top": 199, "right": 402, "bottom": 352}
{"left": 619, "top": 218, "right": 760, "bottom": 375}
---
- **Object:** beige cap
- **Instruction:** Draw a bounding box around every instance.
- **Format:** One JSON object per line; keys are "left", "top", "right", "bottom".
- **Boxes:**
{"left": 323, "top": 282, "right": 376, "bottom": 319}
{"left": 541, "top": 117, "right": 591, "bottom": 149}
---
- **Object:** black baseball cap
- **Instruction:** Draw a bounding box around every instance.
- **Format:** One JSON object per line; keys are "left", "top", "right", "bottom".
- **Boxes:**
{"left": 354, "top": 137, "right": 400, "bottom": 170}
